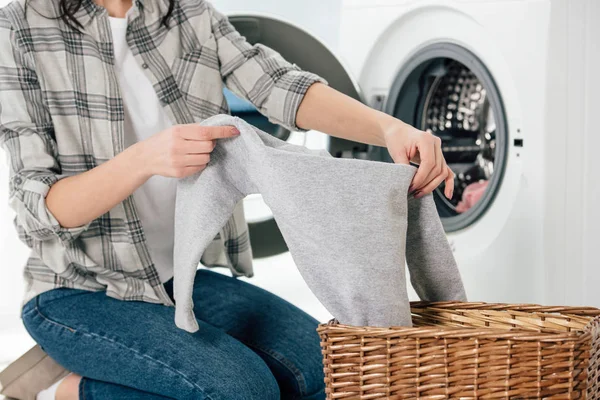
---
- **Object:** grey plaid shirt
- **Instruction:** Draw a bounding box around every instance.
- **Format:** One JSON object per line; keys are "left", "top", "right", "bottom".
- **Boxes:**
{"left": 0, "top": 0, "right": 327, "bottom": 309}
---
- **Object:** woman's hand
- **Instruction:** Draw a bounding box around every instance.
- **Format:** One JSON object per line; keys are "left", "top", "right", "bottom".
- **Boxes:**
{"left": 383, "top": 123, "right": 454, "bottom": 199}
{"left": 295, "top": 83, "right": 454, "bottom": 199}
{"left": 137, "top": 124, "right": 240, "bottom": 179}
{"left": 43, "top": 124, "right": 239, "bottom": 229}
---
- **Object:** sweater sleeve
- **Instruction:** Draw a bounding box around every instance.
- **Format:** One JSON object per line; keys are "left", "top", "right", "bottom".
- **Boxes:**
{"left": 405, "top": 194, "right": 468, "bottom": 302}
{"left": 204, "top": 0, "right": 328, "bottom": 132}
{"left": 173, "top": 133, "right": 248, "bottom": 333}
{"left": 0, "top": 11, "right": 91, "bottom": 244}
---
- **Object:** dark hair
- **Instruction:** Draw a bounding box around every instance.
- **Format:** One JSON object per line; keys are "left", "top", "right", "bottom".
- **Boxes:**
{"left": 24, "top": 0, "right": 174, "bottom": 32}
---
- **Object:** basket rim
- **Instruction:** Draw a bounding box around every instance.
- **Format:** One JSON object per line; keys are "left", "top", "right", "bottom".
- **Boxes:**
{"left": 317, "top": 301, "right": 600, "bottom": 342}
{"left": 408, "top": 301, "right": 600, "bottom": 316}
{"left": 316, "top": 320, "right": 596, "bottom": 342}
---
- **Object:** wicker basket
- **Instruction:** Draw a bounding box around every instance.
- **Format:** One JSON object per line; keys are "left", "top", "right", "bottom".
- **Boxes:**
{"left": 317, "top": 302, "right": 600, "bottom": 399}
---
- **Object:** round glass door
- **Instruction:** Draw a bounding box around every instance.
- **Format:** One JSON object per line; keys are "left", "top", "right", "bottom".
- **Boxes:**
{"left": 381, "top": 43, "right": 508, "bottom": 232}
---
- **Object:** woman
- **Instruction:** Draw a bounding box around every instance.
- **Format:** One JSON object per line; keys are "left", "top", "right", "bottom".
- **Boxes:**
{"left": 0, "top": 0, "right": 454, "bottom": 397}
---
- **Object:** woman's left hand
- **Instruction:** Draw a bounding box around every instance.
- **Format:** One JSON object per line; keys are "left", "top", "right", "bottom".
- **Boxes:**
{"left": 295, "top": 82, "right": 454, "bottom": 199}
{"left": 384, "top": 123, "right": 454, "bottom": 200}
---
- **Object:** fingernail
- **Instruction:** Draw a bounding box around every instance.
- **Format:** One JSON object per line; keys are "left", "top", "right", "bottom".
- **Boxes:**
{"left": 231, "top": 127, "right": 240, "bottom": 135}
{"left": 413, "top": 191, "right": 421, "bottom": 198}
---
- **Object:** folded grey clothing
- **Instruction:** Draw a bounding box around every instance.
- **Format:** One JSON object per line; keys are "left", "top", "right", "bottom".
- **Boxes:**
{"left": 173, "top": 114, "right": 467, "bottom": 333}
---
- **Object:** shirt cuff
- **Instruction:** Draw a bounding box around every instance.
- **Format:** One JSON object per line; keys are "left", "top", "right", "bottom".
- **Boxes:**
{"left": 264, "top": 68, "right": 329, "bottom": 133}
{"left": 11, "top": 177, "right": 92, "bottom": 243}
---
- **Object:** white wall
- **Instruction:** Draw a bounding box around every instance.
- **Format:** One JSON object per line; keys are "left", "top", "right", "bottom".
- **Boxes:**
{"left": 0, "top": 0, "right": 38, "bottom": 369}
{"left": 543, "top": 0, "right": 600, "bottom": 307}
{"left": 0, "top": 165, "right": 35, "bottom": 367}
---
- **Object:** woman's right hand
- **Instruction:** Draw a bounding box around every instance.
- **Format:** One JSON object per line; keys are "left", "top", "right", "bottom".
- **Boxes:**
{"left": 43, "top": 124, "right": 240, "bottom": 229}
{"left": 138, "top": 124, "right": 240, "bottom": 179}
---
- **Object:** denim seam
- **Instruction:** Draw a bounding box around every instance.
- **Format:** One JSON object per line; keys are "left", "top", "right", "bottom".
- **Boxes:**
{"left": 33, "top": 304, "right": 215, "bottom": 400}
{"left": 80, "top": 377, "right": 87, "bottom": 400}
{"left": 21, "top": 303, "right": 37, "bottom": 319}
{"left": 242, "top": 340, "right": 308, "bottom": 396}
{"left": 79, "top": 331, "right": 216, "bottom": 400}
{"left": 34, "top": 302, "right": 77, "bottom": 333}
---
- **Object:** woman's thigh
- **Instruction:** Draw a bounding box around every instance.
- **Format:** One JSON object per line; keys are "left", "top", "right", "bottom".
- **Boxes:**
{"left": 177, "top": 269, "right": 326, "bottom": 400}
{"left": 21, "top": 287, "right": 280, "bottom": 400}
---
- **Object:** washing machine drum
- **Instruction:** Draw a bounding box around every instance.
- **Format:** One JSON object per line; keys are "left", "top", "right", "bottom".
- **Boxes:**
{"left": 224, "top": 15, "right": 364, "bottom": 258}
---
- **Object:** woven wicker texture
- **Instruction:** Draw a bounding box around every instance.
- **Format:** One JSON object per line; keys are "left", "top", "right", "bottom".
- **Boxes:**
{"left": 317, "top": 302, "right": 600, "bottom": 399}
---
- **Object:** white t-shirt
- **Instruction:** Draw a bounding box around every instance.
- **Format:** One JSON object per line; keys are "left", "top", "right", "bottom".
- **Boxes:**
{"left": 109, "top": 15, "right": 176, "bottom": 283}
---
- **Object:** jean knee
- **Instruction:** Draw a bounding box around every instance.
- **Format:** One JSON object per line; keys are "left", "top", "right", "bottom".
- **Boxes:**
{"left": 227, "top": 360, "right": 280, "bottom": 400}
{"left": 257, "top": 373, "right": 280, "bottom": 400}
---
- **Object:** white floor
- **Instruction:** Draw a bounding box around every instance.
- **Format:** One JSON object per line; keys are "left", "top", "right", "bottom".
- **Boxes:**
{"left": 0, "top": 316, "right": 36, "bottom": 371}
{"left": 235, "top": 252, "right": 334, "bottom": 322}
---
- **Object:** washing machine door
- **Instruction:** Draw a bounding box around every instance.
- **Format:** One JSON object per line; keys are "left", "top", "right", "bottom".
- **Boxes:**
{"left": 383, "top": 44, "right": 509, "bottom": 233}
{"left": 226, "top": 14, "right": 364, "bottom": 258}
{"left": 361, "top": 42, "right": 511, "bottom": 234}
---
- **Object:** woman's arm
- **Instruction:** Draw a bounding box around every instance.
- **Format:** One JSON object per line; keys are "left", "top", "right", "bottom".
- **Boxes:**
{"left": 204, "top": 1, "right": 452, "bottom": 199}
{"left": 44, "top": 140, "right": 149, "bottom": 229}
{"left": 296, "top": 83, "right": 454, "bottom": 199}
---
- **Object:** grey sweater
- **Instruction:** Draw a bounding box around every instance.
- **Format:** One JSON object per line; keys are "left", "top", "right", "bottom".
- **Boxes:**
{"left": 173, "top": 114, "right": 467, "bottom": 333}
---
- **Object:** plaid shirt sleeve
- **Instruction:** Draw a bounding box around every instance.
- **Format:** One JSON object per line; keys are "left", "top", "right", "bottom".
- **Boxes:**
{"left": 0, "top": 11, "right": 91, "bottom": 243}
{"left": 204, "top": 1, "right": 329, "bottom": 132}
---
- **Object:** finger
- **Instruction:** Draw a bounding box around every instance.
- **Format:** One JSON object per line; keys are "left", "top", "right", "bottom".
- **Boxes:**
{"left": 431, "top": 140, "right": 453, "bottom": 199}
{"left": 410, "top": 150, "right": 421, "bottom": 165}
{"left": 181, "top": 153, "right": 211, "bottom": 167}
{"left": 391, "top": 147, "right": 411, "bottom": 165}
{"left": 209, "top": 125, "right": 240, "bottom": 139}
{"left": 444, "top": 166, "right": 455, "bottom": 199}
{"left": 183, "top": 139, "right": 215, "bottom": 154}
{"left": 178, "top": 125, "right": 240, "bottom": 140}
{"left": 410, "top": 136, "right": 437, "bottom": 192}
{"left": 421, "top": 140, "right": 445, "bottom": 190}
{"left": 414, "top": 167, "right": 449, "bottom": 199}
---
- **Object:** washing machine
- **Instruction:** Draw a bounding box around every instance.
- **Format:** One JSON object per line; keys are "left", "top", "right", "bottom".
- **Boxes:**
{"left": 214, "top": 0, "right": 539, "bottom": 307}
{"left": 338, "top": 0, "right": 600, "bottom": 306}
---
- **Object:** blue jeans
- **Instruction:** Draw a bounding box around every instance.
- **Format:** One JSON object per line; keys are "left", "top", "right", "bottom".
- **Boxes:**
{"left": 21, "top": 269, "right": 326, "bottom": 399}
